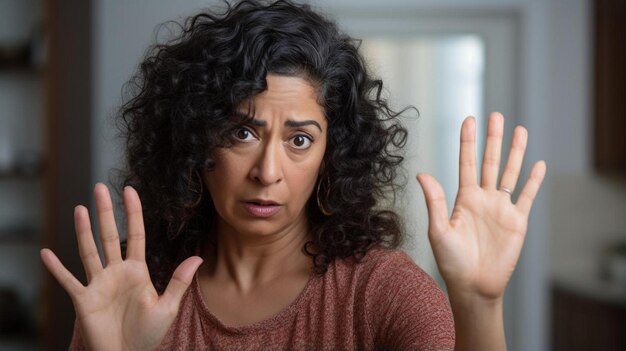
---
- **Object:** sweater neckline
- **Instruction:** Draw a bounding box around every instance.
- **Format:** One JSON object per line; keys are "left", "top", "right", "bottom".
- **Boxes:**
{"left": 191, "top": 266, "right": 322, "bottom": 334}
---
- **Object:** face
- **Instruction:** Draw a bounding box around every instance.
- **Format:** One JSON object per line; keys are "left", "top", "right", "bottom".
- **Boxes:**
{"left": 204, "top": 74, "right": 327, "bottom": 238}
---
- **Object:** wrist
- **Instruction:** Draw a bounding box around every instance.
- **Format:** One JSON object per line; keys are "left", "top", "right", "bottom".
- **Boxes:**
{"left": 447, "top": 288, "right": 506, "bottom": 351}
{"left": 447, "top": 287, "right": 504, "bottom": 310}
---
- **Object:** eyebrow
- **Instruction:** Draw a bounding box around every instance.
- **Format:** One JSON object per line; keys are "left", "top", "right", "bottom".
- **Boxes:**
{"left": 285, "top": 119, "right": 322, "bottom": 131}
{"left": 245, "top": 117, "right": 322, "bottom": 132}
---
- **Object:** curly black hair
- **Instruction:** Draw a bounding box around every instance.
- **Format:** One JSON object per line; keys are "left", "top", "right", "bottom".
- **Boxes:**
{"left": 118, "top": 0, "right": 409, "bottom": 293}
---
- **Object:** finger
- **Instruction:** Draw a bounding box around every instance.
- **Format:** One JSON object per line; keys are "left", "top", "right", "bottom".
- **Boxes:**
{"left": 416, "top": 173, "right": 450, "bottom": 239}
{"left": 74, "top": 205, "right": 103, "bottom": 282}
{"left": 516, "top": 160, "right": 547, "bottom": 216}
{"left": 499, "top": 126, "right": 528, "bottom": 194}
{"left": 40, "top": 248, "right": 85, "bottom": 298}
{"left": 459, "top": 116, "right": 478, "bottom": 188}
{"left": 481, "top": 112, "right": 504, "bottom": 189}
{"left": 94, "top": 183, "right": 122, "bottom": 265}
{"left": 124, "top": 186, "right": 145, "bottom": 262}
{"left": 159, "top": 256, "right": 203, "bottom": 316}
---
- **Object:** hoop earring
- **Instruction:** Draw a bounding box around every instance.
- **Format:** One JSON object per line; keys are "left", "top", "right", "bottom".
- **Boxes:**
{"left": 187, "top": 169, "right": 203, "bottom": 208}
{"left": 316, "top": 174, "right": 332, "bottom": 216}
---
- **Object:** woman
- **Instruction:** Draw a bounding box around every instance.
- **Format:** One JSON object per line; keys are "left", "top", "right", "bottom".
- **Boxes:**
{"left": 40, "top": 0, "right": 546, "bottom": 350}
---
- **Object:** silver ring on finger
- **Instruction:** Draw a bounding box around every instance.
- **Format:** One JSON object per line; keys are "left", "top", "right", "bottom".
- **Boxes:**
{"left": 499, "top": 186, "right": 513, "bottom": 195}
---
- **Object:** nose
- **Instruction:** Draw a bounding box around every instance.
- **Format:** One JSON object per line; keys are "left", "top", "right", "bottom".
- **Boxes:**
{"left": 249, "top": 140, "right": 283, "bottom": 185}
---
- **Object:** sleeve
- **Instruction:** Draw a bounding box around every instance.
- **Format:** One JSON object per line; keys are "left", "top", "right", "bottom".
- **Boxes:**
{"left": 365, "top": 250, "right": 455, "bottom": 351}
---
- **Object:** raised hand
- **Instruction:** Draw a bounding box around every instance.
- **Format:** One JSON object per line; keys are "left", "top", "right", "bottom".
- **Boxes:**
{"left": 417, "top": 113, "right": 546, "bottom": 350}
{"left": 40, "top": 184, "right": 203, "bottom": 351}
{"left": 417, "top": 113, "right": 546, "bottom": 300}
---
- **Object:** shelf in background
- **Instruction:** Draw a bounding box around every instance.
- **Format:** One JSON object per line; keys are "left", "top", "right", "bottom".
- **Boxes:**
{"left": 0, "top": 44, "right": 43, "bottom": 74}
{"left": 0, "top": 228, "right": 40, "bottom": 244}
{"left": 0, "top": 170, "right": 42, "bottom": 180}
{"left": 0, "top": 163, "right": 44, "bottom": 179}
{"left": 0, "top": 65, "right": 41, "bottom": 75}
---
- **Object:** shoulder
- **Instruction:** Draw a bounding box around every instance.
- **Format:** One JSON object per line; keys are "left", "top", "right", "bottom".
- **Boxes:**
{"left": 350, "top": 246, "right": 446, "bottom": 304}
{"left": 339, "top": 246, "right": 455, "bottom": 350}
{"left": 335, "top": 246, "right": 435, "bottom": 288}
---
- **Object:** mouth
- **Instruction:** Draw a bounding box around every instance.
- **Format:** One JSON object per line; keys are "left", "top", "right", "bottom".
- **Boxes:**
{"left": 246, "top": 199, "right": 280, "bottom": 206}
{"left": 242, "top": 199, "right": 282, "bottom": 218}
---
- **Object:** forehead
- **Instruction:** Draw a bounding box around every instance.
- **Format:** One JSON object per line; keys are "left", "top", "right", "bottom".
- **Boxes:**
{"left": 238, "top": 74, "right": 326, "bottom": 125}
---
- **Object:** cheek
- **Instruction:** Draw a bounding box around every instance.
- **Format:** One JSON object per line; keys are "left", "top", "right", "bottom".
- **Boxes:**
{"left": 289, "top": 159, "right": 323, "bottom": 199}
{"left": 293, "top": 169, "right": 318, "bottom": 192}
{"left": 204, "top": 157, "right": 248, "bottom": 197}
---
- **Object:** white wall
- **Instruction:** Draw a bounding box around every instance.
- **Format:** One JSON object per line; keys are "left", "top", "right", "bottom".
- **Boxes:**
{"left": 91, "top": 1, "right": 597, "bottom": 351}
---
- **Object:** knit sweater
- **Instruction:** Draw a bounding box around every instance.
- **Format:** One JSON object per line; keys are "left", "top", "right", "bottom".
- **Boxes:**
{"left": 70, "top": 247, "right": 455, "bottom": 350}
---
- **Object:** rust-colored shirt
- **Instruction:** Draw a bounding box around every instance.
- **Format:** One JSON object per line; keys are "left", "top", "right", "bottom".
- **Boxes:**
{"left": 71, "top": 247, "right": 455, "bottom": 350}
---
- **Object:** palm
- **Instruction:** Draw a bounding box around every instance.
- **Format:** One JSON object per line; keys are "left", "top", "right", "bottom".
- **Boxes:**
{"left": 417, "top": 113, "right": 546, "bottom": 300}
{"left": 437, "top": 187, "right": 527, "bottom": 298}
{"left": 41, "top": 184, "right": 203, "bottom": 351}
{"left": 73, "top": 261, "right": 164, "bottom": 351}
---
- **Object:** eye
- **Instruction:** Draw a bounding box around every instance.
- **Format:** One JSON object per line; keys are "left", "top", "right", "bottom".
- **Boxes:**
{"left": 232, "top": 127, "right": 256, "bottom": 142}
{"left": 289, "top": 134, "right": 313, "bottom": 150}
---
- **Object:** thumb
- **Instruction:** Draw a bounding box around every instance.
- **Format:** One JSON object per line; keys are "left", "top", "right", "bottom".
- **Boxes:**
{"left": 159, "top": 256, "right": 203, "bottom": 314}
{"left": 416, "top": 173, "right": 449, "bottom": 239}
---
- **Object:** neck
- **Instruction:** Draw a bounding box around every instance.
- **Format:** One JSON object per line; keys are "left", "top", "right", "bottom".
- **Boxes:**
{"left": 201, "top": 216, "right": 312, "bottom": 294}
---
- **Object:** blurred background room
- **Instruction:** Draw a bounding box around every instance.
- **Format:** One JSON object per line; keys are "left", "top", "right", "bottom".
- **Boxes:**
{"left": 0, "top": 0, "right": 624, "bottom": 350}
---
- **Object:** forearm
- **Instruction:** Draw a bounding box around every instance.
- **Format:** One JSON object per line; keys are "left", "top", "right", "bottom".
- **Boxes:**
{"left": 448, "top": 291, "right": 506, "bottom": 351}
